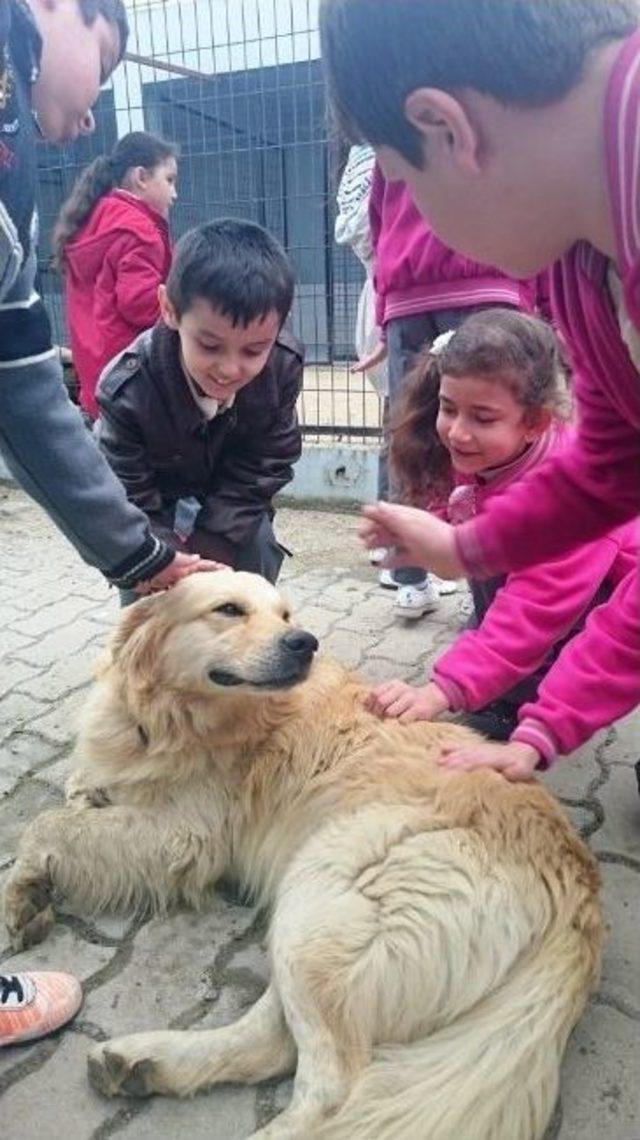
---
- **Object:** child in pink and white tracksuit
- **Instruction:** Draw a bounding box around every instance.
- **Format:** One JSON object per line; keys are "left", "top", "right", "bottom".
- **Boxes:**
{"left": 369, "top": 310, "right": 638, "bottom": 775}
{"left": 362, "top": 165, "right": 537, "bottom": 619}
{"left": 321, "top": 0, "right": 640, "bottom": 783}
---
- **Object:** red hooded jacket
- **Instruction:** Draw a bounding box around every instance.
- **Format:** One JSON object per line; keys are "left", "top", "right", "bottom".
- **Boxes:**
{"left": 63, "top": 189, "right": 171, "bottom": 417}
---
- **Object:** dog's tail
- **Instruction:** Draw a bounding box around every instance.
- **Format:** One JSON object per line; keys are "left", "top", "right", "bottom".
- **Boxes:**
{"left": 316, "top": 919, "right": 599, "bottom": 1140}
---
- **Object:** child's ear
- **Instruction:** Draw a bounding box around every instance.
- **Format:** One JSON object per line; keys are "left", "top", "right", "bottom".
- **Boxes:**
{"left": 524, "top": 407, "right": 552, "bottom": 441}
{"left": 130, "top": 165, "right": 147, "bottom": 192}
{"left": 404, "top": 88, "right": 480, "bottom": 175}
{"left": 158, "top": 284, "right": 179, "bottom": 330}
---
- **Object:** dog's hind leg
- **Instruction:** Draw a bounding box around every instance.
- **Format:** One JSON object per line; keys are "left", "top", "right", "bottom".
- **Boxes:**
{"left": 87, "top": 985, "right": 296, "bottom": 1099}
{"left": 4, "top": 803, "right": 225, "bottom": 949}
{"left": 246, "top": 897, "right": 374, "bottom": 1139}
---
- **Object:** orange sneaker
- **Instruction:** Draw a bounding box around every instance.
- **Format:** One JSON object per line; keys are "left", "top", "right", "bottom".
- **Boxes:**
{"left": 0, "top": 972, "right": 82, "bottom": 1046}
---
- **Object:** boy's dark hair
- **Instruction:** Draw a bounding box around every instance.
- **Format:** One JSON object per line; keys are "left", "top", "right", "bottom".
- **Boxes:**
{"left": 391, "top": 308, "right": 569, "bottom": 504}
{"left": 79, "top": 1, "right": 129, "bottom": 64}
{"left": 53, "top": 132, "right": 178, "bottom": 262}
{"left": 320, "top": 0, "right": 639, "bottom": 167}
{"left": 166, "top": 220, "right": 295, "bottom": 327}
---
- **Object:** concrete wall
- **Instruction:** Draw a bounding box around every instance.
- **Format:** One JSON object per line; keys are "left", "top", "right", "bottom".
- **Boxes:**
{"left": 0, "top": 443, "right": 378, "bottom": 508}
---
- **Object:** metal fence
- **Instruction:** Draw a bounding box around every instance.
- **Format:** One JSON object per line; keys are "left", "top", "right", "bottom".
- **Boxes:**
{"left": 36, "top": 0, "right": 383, "bottom": 443}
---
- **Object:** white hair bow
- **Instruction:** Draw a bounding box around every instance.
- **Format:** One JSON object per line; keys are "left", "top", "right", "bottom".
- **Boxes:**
{"left": 430, "top": 330, "right": 456, "bottom": 356}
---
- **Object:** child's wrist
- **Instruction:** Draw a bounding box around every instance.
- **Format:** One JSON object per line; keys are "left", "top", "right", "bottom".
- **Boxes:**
{"left": 425, "top": 682, "right": 451, "bottom": 716}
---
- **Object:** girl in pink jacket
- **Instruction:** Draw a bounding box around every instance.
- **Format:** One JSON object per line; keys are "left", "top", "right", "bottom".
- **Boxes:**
{"left": 368, "top": 310, "right": 638, "bottom": 779}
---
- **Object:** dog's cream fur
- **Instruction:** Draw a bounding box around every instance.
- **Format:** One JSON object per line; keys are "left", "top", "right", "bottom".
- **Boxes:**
{"left": 4, "top": 572, "right": 602, "bottom": 1140}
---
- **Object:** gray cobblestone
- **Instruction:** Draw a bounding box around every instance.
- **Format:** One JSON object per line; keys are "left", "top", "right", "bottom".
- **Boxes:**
{"left": 599, "top": 863, "right": 640, "bottom": 1015}
{"left": 543, "top": 741, "right": 602, "bottom": 801}
{"left": 591, "top": 772, "right": 640, "bottom": 860}
{"left": 0, "top": 691, "right": 51, "bottom": 733}
{"left": 0, "top": 487, "right": 638, "bottom": 1140}
{"left": 82, "top": 905, "right": 258, "bottom": 1038}
{"left": 0, "top": 628, "right": 36, "bottom": 658}
{"left": 554, "top": 1004, "right": 639, "bottom": 1139}
{"left": 0, "top": 731, "right": 64, "bottom": 798}
{"left": 0, "top": 779, "right": 63, "bottom": 866}
{"left": 0, "top": 660, "right": 45, "bottom": 701}
{"left": 29, "top": 688, "right": 91, "bottom": 746}
{"left": 0, "top": 1034, "right": 117, "bottom": 1137}
{"left": 12, "top": 619, "right": 103, "bottom": 669}
{"left": 17, "top": 645, "right": 106, "bottom": 704}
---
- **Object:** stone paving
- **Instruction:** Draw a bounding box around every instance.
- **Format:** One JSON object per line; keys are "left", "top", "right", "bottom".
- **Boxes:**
{"left": 0, "top": 483, "right": 638, "bottom": 1140}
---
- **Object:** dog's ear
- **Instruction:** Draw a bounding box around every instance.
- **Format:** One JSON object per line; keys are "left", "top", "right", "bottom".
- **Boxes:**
{"left": 107, "top": 595, "right": 167, "bottom": 687}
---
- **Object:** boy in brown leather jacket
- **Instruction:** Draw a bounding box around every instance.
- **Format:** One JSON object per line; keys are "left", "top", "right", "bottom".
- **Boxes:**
{"left": 97, "top": 219, "right": 304, "bottom": 590}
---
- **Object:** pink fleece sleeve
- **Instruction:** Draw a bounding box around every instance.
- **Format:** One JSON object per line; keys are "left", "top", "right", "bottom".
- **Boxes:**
{"left": 512, "top": 564, "right": 640, "bottom": 763}
{"left": 432, "top": 535, "right": 622, "bottom": 713}
{"left": 456, "top": 366, "right": 640, "bottom": 578}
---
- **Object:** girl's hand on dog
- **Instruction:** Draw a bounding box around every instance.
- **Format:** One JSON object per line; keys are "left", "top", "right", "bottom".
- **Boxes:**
{"left": 437, "top": 740, "right": 541, "bottom": 781}
{"left": 359, "top": 503, "right": 463, "bottom": 580}
{"left": 366, "top": 680, "right": 450, "bottom": 723}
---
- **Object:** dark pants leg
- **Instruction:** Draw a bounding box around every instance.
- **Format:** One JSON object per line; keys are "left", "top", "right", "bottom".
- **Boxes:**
{"left": 461, "top": 702, "right": 519, "bottom": 742}
{"left": 233, "top": 514, "right": 285, "bottom": 584}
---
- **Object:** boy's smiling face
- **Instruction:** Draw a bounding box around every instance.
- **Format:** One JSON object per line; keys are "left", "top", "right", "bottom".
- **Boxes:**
{"left": 29, "top": 1, "right": 121, "bottom": 142}
{"left": 158, "top": 288, "right": 281, "bottom": 402}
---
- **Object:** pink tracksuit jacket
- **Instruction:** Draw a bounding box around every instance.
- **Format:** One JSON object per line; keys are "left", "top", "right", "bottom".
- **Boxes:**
{"left": 453, "top": 31, "right": 640, "bottom": 759}
{"left": 430, "top": 427, "right": 638, "bottom": 766}
{"left": 368, "top": 164, "right": 536, "bottom": 330}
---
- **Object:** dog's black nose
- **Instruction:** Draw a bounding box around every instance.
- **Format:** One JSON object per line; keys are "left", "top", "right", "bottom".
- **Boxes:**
{"left": 281, "top": 630, "right": 319, "bottom": 657}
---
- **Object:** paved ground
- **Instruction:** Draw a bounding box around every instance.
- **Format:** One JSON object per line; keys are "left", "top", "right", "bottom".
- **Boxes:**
{"left": 0, "top": 483, "right": 638, "bottom": 1140}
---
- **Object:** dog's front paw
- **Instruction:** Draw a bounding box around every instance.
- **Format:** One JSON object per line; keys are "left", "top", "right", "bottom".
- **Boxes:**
{"left": 4, "top": 873, "right": 55, "bottom": 951}
{"left": 88, "top": 1041, "right": 159, "bottom": 1098}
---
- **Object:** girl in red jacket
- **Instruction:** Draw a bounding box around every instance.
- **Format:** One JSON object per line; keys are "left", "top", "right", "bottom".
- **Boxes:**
{"left": 53, "top": 131, "right": 178, "bottom": 419}
{"left": 367, "top": 309, "right": 638, "bottom": 780}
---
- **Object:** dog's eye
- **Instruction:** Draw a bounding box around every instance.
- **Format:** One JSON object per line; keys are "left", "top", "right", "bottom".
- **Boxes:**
{"left": 213, "top": 603, "right": 245, "bottom": 618}
{"left": 282, "top": 610, "right": 291, "bottom": 622}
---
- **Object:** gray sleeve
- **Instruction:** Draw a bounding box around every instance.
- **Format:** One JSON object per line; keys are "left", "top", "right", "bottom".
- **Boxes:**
{"left": 0, "top": 349, "right": 175, "bottom": 586}
{"left": 0, "top": 244, "right": 175, "bottom": 587}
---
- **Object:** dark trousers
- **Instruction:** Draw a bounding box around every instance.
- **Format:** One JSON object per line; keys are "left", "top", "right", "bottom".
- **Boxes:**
{"left": 120, "top": 514, "right": 285, "bottom": 607}
{"left": 461, "top": 702, "right": 519, "bottom": 742}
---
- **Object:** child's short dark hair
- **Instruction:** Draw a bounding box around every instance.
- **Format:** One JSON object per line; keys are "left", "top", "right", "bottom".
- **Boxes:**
{"left": 79, "top": 1, "right": 129, "bottom": 64}
{"left": 166, "top": 220, "right": 295, "bottom": 327}
{"left": 320, "top": 0, "right": 639, "bottom": 167}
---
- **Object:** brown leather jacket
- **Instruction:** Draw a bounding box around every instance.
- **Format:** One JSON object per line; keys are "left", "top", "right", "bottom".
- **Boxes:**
{"left": 96, "top": 321, "right": 303, "bottom": 555}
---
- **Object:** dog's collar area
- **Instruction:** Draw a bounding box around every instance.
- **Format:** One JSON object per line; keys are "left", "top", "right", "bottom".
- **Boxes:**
{"left": 137, "top": 724, "right": 149, "bottom": 747}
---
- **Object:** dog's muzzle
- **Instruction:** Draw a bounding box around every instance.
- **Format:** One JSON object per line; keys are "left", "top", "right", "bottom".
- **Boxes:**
{"left": 208, "top": 629, "right": 319, "bottom": 690}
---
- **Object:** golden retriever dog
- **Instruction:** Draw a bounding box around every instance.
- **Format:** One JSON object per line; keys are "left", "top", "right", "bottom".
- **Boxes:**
{"left": 4, "top": 571, "right": 602, "bottom": 1140}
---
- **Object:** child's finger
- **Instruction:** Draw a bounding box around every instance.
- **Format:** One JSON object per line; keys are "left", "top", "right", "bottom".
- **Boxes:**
{"left": 374, "top": 691, "right": 404, "bottom": 715}
{"left": 385, "top": 692, "right": 416, "bottom": 719}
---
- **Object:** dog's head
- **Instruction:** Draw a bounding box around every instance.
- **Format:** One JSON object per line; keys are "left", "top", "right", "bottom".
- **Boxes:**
{"left": 109, "top": 570, "right": 319, "bottom": 698}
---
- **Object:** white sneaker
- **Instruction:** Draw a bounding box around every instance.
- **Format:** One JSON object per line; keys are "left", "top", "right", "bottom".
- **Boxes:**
{"left": 379, "top": 568, "right": 398, "bottom": 589}
{"left": 458, "top": 592, "right": 475, "bottom": 623}
{"left": 431, "top": 576, "right": 460, "bottom": 596}
{"left": 369, "top": 546, "right": 389, "bottom": 566}
{"left": 394, "top": 580, "right": 440, "bottom": 619}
